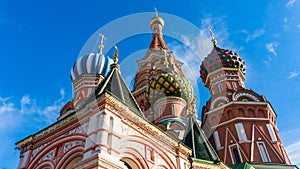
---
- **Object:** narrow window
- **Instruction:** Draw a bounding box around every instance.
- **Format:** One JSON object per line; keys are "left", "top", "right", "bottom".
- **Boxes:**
{"left": 257, "top": 142, "right": 271, "bottom": 162}
{"left": 107, "top": 117, "right": 114, "bottom": 148}
{"left": 235, "top": 123, "right": 248, "bottom": 141}
{"left": 266, "top": 124, "right": 277, "bottom": 142}
{"left": 232, "top": 82, "right": 237, "bottom": 90}
{"left": 232, "top": 148, "right": 241, "bottom": 164}
{"left": 213, "top": 131, "right": 221, "bottom": 149}
{"left": 218, "top": 84, "right": 223, "bottom": 93}
{"left": 171, "top": 104, "right": 175, "bottom": 116}
{"left": 109, "top": 117, "right": 114, "bottom": 131}
{"left": 146, "top": 148, "right": 154, "bottom": 161}
{"left": 159, "top": 107, "right": 163, "bottom": 118}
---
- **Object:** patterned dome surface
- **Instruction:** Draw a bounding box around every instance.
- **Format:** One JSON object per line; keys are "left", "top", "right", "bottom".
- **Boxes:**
{"left": 71, "top": 53, "right": 113, "bottom": 81}
{"left": 200, "top": 47, "right": 246, "bottom": 82}
{"left": 145, "top": 72, "right": 193, "bottom": 104}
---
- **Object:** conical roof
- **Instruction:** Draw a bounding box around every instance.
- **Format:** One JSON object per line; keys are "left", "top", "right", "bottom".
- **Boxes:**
{"left": 95, "top": 64, "right": 144, "bottom": 118}
{"left": 183, "top": 116, "right": 220, "bottom": 162}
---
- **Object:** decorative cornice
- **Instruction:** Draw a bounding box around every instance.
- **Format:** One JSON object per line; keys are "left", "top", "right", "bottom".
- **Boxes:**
{"left": 15, "top": 95, "right": 102, "bottom": 149}
{"left": 15, "top": 112, "right": 78, "bottom": 149}
{"left": 205, "top": 67, "right": 245, "bottom": 86}
{"left": 204, "top": 101, "right": 273, "bottom": 116}
{"left": 103, "top": 93, "right": 191, "bottom": 155}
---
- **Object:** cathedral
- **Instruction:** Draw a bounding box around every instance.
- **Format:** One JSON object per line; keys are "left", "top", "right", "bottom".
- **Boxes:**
{"left": 15, "top": 12, "right": 298, "bottom": 169}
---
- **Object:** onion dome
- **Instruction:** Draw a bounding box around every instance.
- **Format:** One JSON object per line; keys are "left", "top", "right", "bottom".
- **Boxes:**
{"left": 150, "top": 15, "right": 164, "bottom": 27}
{"left": 200, "top": 46, "right": 246, "bottom": 83}
{"left": 70, "top": 53, "right": 113, "bottom": 81}
{"left": 145, "top": 72, "right": 193, "bottom": 104}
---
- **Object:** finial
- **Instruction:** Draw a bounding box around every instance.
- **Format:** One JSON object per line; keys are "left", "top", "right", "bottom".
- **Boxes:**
{"left": 113, "top": 46, "right": 119, "bottom": 64}
{"left": 154, "top": 7, "right": 158, "bottom": 17}
{"left": 208, "top": 27, "right": 217, "bottom": 46}
{"left": 98, "top": 34, "right": 106, "bottom": 54}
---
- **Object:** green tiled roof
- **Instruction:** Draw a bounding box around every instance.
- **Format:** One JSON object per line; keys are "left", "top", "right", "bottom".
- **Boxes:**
{"left": 230, "top": 163, "right": 253, "bottom": 169}
{"left": 183, "top": 116, "right": 220, "bottom": 162}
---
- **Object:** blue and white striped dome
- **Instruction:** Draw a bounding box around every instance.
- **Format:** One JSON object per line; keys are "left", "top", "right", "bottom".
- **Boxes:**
{"left": 71, "top": 53, "right": 113, "bottom": 81}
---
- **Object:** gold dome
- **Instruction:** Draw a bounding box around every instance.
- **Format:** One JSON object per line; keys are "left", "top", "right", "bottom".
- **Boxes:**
{"left": 145, "top": 72, "right": 193, "bottom": 104}
{"left": 150, "top": 16, "right": 164, "bottom": 27}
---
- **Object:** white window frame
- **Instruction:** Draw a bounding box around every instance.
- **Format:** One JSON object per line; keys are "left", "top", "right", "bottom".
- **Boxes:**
{"left": 171, "top": 104, "right": 175, "bottom": 116}
{"left": 213, "top": 131, "right": 222, "bottom": 149}
{"left": 257, "top": 142, "right": 271, "bottom": 162}
{"left": 232, "top": 82, "right": 237, "bottom": 90}
{"left": 218, "top": 84, "right": 223, "bottom": 92}
{"left": 235, "top": 123, "right": 248, "bottom": 142}
{"left": 159, "top": 107, "right": 163, "bottom": 118}
{"left": 266, "top": 124, "right": 277, "bottom": 142}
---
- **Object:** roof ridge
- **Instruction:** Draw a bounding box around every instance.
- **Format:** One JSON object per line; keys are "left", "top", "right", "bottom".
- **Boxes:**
{"left": 95, "top": 67, "right": 145, "bottom": 118}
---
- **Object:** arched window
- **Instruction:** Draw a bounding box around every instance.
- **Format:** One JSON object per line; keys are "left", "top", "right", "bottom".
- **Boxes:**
{"left": 121, "top": 158, "right": 139, "bottom": 169}
{"left": 65, "top": 156, "right": 83, "bottom": 169}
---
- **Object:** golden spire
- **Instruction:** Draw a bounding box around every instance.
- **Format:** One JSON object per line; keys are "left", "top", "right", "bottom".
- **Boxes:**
{"left": 154, "top": 7, "right": 158, "bottom": 17}
{"left": 208, "top": 27, "right": 217, "bottom": 46}
{"left": 113, "top": 46, "right": 119, "bottom": 64}
{"left": 98, "top": 34, "right": 106, "bottom": 54}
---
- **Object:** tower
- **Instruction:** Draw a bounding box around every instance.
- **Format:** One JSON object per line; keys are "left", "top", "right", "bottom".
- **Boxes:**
{"left": 132, "top": 12, "right": 196, "bottom": 140}
{"left": 70, "top": 34, "right": 113, "bottom": 109}
{"left": 200, "top": 29, "right": 292, "bottom": 166}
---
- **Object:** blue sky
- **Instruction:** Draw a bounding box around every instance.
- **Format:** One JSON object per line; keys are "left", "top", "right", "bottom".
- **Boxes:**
{"left": 0, "top": 0, "right": 300, "bottom": 168}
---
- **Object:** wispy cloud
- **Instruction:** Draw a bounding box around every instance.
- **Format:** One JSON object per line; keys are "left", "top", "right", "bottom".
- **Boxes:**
{"left": 262, "top": 56, "right": 273, "bottom": 67}
{"left": 266, "top": 42, "right": 278, "bottom": 56}
{"left": 286, "top": 0, "right": 297, "bottom": 8}
{"left": 286, "top": 140, "right": 300, "bottom": 166}
{"left": 283, "top": 17, "right": 297, "bottom": 30}
{"left": 0, "top": 97, "right": 15, "bottom": 114}
{"left": 287, "top": 70, "right": 299, "bottom": 79}
{"left": 240, "top": 29, "right": 265, "bottom": 42}
{"left": 169, "top": 14, "right": 232, "bottom": 93}
{"left": 0, "top": 88, "right": 66, "bottom": 130}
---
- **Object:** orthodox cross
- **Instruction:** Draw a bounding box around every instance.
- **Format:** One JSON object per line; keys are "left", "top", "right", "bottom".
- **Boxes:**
{"left": 98, "top": 33, "right": 106, "bottom": 54}
{"left": 208, "top": 27, "right": 217, "bottom": 46}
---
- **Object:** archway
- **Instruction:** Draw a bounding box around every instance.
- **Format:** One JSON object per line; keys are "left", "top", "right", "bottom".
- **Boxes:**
{"left": 121, "top": 157, "right": 139, "bottom": 169}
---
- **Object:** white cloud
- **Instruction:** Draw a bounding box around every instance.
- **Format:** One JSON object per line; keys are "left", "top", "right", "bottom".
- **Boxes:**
{"left": 0, "top": 97, "right": 15, "bottom": 114}
{"left": 58, "top": 88, "right": 65, "bottom": 102}
{"left": 168, "top": 15, "right": 233, "bottom": 99}
{"left": 0, "top": 89, "right": 66, "bottom": 130}
{"left": 287, "top": 70, "right": 299, "bottom": 79}
{"left": 241, "top": 29, "right": 265, "bottom": 42}
{"left": 286, "top": 140, "right": 300, "bottom": 166}
{"left": 20, "top": 95, "right": 30, "bottom": 105}
{"left": 286, "top": 0, "right": 296, "bottom": 8}
{"left": 283, "top": 17, "right": 296, "bottom": 30}
{"left": 200, "top": 15, "right": 232, "bottom": 48}
{"left": 263, "top": 56, "right": 272, "bottom": 67}
{"left": 266, "top": 42, "right": 278, "bottom": 56}
{"left": 262, "top": 60, "right": 270, "bottom": 67}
